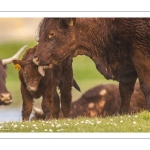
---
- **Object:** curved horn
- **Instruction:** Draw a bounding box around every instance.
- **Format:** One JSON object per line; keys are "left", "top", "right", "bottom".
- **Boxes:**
{"left": 38, "top": 66, "right": 45, "bottom": 76}
{"left": 35, "top": 18, "right": 44, "bottom": 42}
{"left": 38, "top": 64, "right": 53, "bottom": 76}
{"left": 33, "top": 56, "right": 39, "bottom": 65}
{"left": 2, "top": 45, "right": 28, "bottom": 65}
{"left": 32, "top": 106, "right": 44, "bottom": 115}
{"left": 43, "top": 64, "right": 53, "bottom": 69}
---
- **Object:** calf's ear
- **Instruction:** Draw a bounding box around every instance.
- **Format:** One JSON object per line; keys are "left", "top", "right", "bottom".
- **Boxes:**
{"left": 12, "top": 60, "right": 22, "bottom": 71}
{"left": 61, "top": 18, "right": 76, "bottom": 27}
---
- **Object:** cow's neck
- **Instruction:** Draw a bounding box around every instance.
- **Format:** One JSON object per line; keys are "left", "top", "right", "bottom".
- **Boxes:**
{"left": 71, "top": 25, "right": 114, "bottom": 80}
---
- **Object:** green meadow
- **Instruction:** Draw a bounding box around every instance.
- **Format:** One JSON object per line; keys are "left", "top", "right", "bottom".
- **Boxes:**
{"left": 0, "top": 110, "right": 150, "bottom": 132}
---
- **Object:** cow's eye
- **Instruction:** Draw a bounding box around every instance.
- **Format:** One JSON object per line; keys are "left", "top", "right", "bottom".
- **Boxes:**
{"left": 48, "top": 32, "right": 55, "bottom": 39}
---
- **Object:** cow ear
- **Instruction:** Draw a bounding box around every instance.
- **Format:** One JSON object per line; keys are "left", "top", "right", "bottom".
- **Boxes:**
{"left": 61, "top": 18, "right": 76, "bottom": 27}
{"left": 12, "top": 60, "right": 22, "bottom": 71}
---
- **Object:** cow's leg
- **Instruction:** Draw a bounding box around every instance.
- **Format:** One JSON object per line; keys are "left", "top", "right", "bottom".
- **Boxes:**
{"left": 59, "top": 82, "right": 72, "bottom": 117}
{"left": 21, "top": 84, "right": 33, "bottom": 121}
{"left": 119, "top": 74, "right": 137, "bottom": 114}
{"left": 42, "top": 80, "right": 58, "bottom": 120}
{"left": 42, "top": 93, "right": 55, "bottom": 119}
{"left": 59, "top": 59, "right": 73, "bottom": 118}
{"left": 52, "top": 93, "right": 60, "bottom": 119}
{"left": 132, "top": 49, "right": 150, "bottom": 111}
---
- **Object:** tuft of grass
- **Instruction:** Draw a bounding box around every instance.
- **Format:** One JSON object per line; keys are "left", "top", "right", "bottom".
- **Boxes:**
{"left": 1, "top": 111, "right": 150, "bottom": 132}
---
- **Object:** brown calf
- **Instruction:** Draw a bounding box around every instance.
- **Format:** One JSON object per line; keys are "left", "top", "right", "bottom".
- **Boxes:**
{"left": 13, "top": 45, "right": 80, "bottom": 121}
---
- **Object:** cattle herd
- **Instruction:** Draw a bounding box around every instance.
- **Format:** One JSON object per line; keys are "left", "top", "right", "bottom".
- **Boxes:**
{"left": 2, "top": 18, "right": 150, "bottom": 121}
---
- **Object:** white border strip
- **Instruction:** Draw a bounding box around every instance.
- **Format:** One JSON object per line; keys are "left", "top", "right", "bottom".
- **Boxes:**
{"left": 0, "top": 133, "right": 150, "bottom": 139}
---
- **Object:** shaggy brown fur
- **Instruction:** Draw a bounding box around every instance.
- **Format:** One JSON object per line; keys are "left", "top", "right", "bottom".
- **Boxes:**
{"left": 33, "top": 18, "right": 150, "bottom": 114}
{"left": 0, "top": 60, "right": 12, "bottom": 105}
{"left": 13, "top": 45, "right": 80, "bottom": 121}
{"left": 31, "top": 82, "right": 146, "bottom": 120}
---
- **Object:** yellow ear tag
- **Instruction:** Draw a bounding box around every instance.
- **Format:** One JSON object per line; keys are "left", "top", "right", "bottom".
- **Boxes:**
{"left": 69, "top": 19, "right": 74, "bottom": 26}
{"left": 14, "top": 64, "right": 21, "bottom": 71}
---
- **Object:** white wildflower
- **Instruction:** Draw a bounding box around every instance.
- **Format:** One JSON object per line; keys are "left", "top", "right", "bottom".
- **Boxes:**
{"left": 56, "top": 124, "right": 61, "bottom": 128}
{"left": 64, "top": 123, "right": 69, "bottom": 126}
{"left": 57, "top": 129, "right": 64, "bottom": 132}
{"left": 14, "top": 124, "right": 17, "bottom": 128}
{"left": 97, "top": 121, "right": 101, "bottom": 124}
{"left": 49, "top": 129, "right": 53, "bottom": 132}
{"left": 75, "top": 123, "right": 79, "bottom": 125}
{"left": 133, "top": 121, "right": 136, "bottom": 124}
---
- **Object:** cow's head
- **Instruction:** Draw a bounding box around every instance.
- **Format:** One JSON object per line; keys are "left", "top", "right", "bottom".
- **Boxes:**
{"left": 0, "top": 60, "right": 12, "bottom": 105}
{"left": 33, "top": 18, "right": 77, "bottom": 66}
{"left": 0, "top": 45, "right": 27, "bottom": 105}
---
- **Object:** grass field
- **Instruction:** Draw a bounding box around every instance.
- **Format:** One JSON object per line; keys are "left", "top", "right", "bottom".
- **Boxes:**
{"left": 0, "top": 110, "right": 150, "bottom": 132}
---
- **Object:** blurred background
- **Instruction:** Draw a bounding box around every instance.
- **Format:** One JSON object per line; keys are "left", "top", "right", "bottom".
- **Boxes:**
{"left": 0, "top": 18, "right": 117, "bottom": 122}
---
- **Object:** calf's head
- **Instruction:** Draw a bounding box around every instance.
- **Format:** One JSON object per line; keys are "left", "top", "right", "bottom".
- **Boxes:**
{"left": 33, "top": 18, "right": 77, "bottom": 66}
{"left": 13, "top": 59, "right": 42, "bottom": 92}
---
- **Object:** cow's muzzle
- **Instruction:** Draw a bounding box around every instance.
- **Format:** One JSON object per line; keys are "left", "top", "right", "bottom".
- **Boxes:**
{"left": 27, "top": 86, "right": 38, "bottom": 92}
{"left": 0, "top": 93, "right": 12, "bottom": 105}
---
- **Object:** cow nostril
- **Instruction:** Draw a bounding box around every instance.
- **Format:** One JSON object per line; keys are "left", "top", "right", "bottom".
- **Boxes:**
{"left": 28, "top": 86, "right": 37, "bottom": 92}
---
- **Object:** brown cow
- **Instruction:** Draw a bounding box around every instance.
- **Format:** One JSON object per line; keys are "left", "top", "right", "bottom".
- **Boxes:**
{"left": 31, "top": 82, "right": 146, "bottom": 120}
{"left": 0, "top": 45, "right": 27, "bottom": 105}
{"left": 32, "top": 18, "right": 150, "bottom": 114}
{"left": 13, "top": 45, "right": 80, "bottom": 121}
